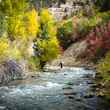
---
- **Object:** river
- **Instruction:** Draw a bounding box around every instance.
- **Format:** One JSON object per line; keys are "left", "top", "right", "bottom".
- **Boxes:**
{"left": 0, "top": 67, "right": 109, "bottom": 110}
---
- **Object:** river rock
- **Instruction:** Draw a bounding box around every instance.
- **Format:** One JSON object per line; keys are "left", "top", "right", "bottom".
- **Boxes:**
{"left": 68, "top": 95, "right": 75, "bottom": 99}
{"left": 64, "top": 90, "right": 77, "bottom": 96}
{"left": 84, "top": 92, "right": 94, "bottom": 98}
{"left": 63, "top": 86, "right": 73, "bottom": 89}
{"left": 86, "top": 80, "right": 94, "bottom": 85}
{"left": 67, "top": 82, "right": 74, "bottom": 85}
{"left": 75, "top": 95, "right": 82, "bottom": 101}
{"left": 31, "top": 74, "right": 40, "bottom": 78}
{"left": 0, "top": 60, "right": 24, "bottom": 85}
{"left": 0, "top": 86, "right": 9, "bottom": 93}
{"left": 0, "top": 106, "right": 7, "bottom": 110}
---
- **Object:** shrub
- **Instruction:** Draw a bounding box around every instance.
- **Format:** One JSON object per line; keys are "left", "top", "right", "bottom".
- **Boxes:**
{"left": 0, "top": 37, "right": 9, "bottom": 61}
{"left": 95, "top": 0, "right": 110, "bottom": 12}
{"left": 86, "top": 21, "right": 110, "bottom": 61}
{"left": 27, "top": 56, "right": 40, "bottom": 71}
{"left": 96, "top": 51, "right": 110, "bottom": 100}
{"left": 75, "top": 11, "right": 110, "bottom": 37}
{"left": 97, "top": 51, "right": 110, "bottom": 80}
{"left": 57, "top": 12, "right": 105, "bottom": 50}
{"left": 0, "top": 37, "right": 22, "bottom": 61}
{"left": 8, "top": 45, "right": 22, "bottom": 61}
{"left": 57, "top": 19, "right": 73, "bottom": 49}
{"left": 98, "top": 11, "right": 110, "bottom": 24}
{"left": 75, "top": 14, "right": 102, "bottom": 36}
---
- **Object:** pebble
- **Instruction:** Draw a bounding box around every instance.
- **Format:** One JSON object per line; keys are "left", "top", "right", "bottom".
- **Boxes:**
{"left": 75, "top": 96, "right": 81, "bottom": 101}
{"left": 68, "top": 95, "right": 75, "bottom": 99}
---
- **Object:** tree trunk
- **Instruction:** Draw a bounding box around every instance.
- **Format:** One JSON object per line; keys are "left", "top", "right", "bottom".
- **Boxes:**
{"left": 40, "top": 60, "right": 46, "bottom": 70}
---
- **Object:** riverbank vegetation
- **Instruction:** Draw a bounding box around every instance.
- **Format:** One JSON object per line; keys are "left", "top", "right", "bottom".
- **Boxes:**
{"left": 92, "top": 0, "right": 110, "bottom": 101}
{"left": 57, "top": 9, "right": 110, "bottom": 50}
{"left": 56, "top": 0, "right": 110, "bottom": 101}
{"left": 0, "top": 0, "right": 59, "bottom": 71}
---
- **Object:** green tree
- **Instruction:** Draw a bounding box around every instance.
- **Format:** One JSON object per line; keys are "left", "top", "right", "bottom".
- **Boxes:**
{"left": 95, "top": 0, "right": 110, "bottom": 11}
{"left": 34, "top": 9, "right": 59, "bottom": 69}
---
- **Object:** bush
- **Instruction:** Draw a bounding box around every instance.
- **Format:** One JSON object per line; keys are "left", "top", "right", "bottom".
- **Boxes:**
{"left": 0, "top": 37, "right": 9, "bottom": 61}
{"left": 57, "top": 19, "right": 73, "bottom": 49}
{"left": 98, "top": 11, "right": 110, "bottom": 24}
{"left": 57, "top": 11, "right": 107, "bottom": 50}
{"left": 27, "top": 56, "right": 40, "bottom": 71}
{"left": 96, "top": 51, "right": 110, "bottom": 100}
{"left": 95, "top": 0, "right": 110, "bottom": 12}
{"left": 75, "top": 11, "right": 110, "bottom": 37}
{"left": 86, "top": 21, "right": 110, "bottom": 61}
{"left": 97, "top": 51, "right": 110, "bottom": 80}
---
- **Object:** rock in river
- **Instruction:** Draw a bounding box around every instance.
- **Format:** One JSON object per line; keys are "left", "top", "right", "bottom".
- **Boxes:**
{"left": 0, "top": 60, "right": 23, "bottom": 85}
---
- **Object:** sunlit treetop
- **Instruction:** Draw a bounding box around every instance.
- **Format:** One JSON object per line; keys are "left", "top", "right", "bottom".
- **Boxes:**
{"left": 25, "top": 8, "right": 39, "bottom": 40}
{"left": 38, "top": 8, "right": 57, "bottom": 39}
{"left": 0, "top": 0, "right": 39, "bottom": 41}
{"left": 0, "top": 0, "right": 28, "bottom": 16}
{"left": 40, "top": 8, "right": 53, "bottom": 24}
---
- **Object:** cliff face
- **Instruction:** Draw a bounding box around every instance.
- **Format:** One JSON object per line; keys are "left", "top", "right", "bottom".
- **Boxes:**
{"left": 50, "top": 0, "right": 94, "bottom": 21}
{"left": 34, "top": 0, "right": 94, "bottom": 21}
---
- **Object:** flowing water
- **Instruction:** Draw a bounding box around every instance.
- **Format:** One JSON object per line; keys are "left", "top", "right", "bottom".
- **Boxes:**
{"left": 0, "top": 67, "right": 109, "bottom": 110}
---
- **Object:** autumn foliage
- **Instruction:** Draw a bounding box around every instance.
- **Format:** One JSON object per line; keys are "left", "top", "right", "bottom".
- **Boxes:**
{"left": 34, "top": 9, "right": 59, "bottom": 69}
{"left": 86, "top": 21, "right": 110, "bottom": 61}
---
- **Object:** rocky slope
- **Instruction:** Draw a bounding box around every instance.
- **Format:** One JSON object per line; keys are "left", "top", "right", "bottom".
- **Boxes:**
{"left": 49, "top": 40, "right": 94, "bottom": 68}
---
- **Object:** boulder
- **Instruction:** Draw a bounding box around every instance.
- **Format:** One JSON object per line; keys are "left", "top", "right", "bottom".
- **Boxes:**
{"left": 0, "top": 60, "right": 24, "bottom": 85}
{"left": 0, "top": 106, "right": 6, "bottom": 110}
